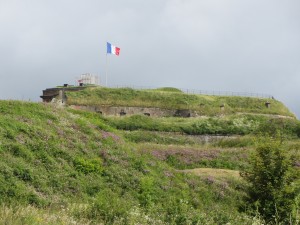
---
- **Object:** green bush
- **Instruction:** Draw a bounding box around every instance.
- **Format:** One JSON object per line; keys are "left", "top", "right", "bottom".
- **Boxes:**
{"left": 295, "top": 123, "right": 300, "bottom": 138}
{"left": 13, "top": 166, "right": 33, "bottom": 182}
{"left": 257, "top": 118, "right": 300, "bottom": 138}
{"left": 74, "top": 158, "right": 103, "bottom": 174}
{"left": 87, "top": 189, "right": 132, "bottom": 224}
{"left": 139, "top": 176, "right": 156, "bottom": 207}
{"left": 241, "top": 134, "right": 300, "bottom": 223}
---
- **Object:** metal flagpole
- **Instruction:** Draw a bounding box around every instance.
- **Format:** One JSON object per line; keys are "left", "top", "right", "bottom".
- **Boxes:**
{"left": 105, "top": 53, "right": 108, "bottom": 86}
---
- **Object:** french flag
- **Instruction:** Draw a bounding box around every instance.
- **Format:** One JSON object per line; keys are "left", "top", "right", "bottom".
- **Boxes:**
{"left": 107, "top": 42, "right": 120, "bottom": 56}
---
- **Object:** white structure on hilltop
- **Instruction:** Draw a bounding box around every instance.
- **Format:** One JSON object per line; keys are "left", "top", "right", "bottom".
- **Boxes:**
{"left": 77, "top": 73, "right": 100, "bottom": 85}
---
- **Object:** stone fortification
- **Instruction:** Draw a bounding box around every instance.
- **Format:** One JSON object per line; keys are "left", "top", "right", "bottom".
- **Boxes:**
{"left": 69, "top": 105, "right": 197, "bottom": 118}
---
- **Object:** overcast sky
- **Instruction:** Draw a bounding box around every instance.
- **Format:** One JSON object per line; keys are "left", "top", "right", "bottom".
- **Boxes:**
{"left": 0, "top": 0, "right": 299, "bottom": 117}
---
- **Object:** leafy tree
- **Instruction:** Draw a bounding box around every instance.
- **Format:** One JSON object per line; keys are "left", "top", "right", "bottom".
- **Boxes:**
{"left": 241, "top": 134, "right": 300, "bottom": 223}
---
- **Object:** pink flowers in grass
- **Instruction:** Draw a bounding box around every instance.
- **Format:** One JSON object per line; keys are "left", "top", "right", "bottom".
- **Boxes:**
{"left": 101, "top": 131, "right": 121, "bottom": 142}
{"left": 148, "top": 148, "right": 221, "bottom": 165}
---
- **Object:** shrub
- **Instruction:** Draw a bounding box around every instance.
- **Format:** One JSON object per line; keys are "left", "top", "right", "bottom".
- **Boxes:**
{"left": 296, "top": 123, "right": 300, "bottom": 138}
{"left": 13, "top": 166, "right": 33, "bottom": 182}
{"left": 74, "top": 158, "right": 103, "bottom": 174}
{"left": 257, "top": 118, "right": 300, "bottom": 138}
{"left": 241, "top": 134, "right": 300, "bottom": 223}
{"left": 138, "top": 176, "right": 157, "bottom": 208}
{"left": 87, "top": 189, "right": 132, "bottom": 224}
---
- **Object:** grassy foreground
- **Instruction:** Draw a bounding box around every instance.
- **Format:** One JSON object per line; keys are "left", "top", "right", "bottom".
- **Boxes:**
{"left": 0, "top": 100, "right": 299, "bottom": 224}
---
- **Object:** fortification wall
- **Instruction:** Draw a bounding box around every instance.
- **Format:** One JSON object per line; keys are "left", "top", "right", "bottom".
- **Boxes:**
{"left": 69, "top": 105, "right": 198, "bottom": 118}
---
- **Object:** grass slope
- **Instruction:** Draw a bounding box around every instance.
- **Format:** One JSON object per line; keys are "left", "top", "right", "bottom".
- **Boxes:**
{"left": 66, "top": 87, "right": 294, "bottom": 117}
{"left": 0, "top": 100, "right": 299, "bottom": 224}
{"left": 0, "top": 100, "right": 254, "bottom": 224}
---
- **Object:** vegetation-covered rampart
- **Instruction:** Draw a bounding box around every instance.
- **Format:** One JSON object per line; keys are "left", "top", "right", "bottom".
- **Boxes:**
{"left": 66, "top": 87, "right": 295, "bottom": 117}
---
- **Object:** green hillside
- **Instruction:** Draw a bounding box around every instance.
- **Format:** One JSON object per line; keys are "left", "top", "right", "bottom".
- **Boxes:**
{"left": 0, "top": 96, "right": 299, "bottom": 223}
{"left": 66, "top": 87, "right": 295, "bottom": 117}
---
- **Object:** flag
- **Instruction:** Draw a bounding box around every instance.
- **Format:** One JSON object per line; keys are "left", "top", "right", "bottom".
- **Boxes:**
{"left": 107, "top": 42, "right": 120, "bottom": 56}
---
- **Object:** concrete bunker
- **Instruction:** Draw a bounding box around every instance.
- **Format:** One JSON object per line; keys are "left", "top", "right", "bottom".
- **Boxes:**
{"left": 174, "top": 109, "right": 191, "bottom": 118}
{"left": 220, "top": 103, "right": 225, "bottom": 111}
{"left": 120, "top": 109, "right": 127, "bottom": 116}
{"left": 265, "top": 102, "right": 271, "bottom": 108}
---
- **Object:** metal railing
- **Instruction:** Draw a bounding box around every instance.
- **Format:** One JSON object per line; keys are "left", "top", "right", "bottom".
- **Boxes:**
{"left": 108, "top": 85, "right": 274, "bottom": 99}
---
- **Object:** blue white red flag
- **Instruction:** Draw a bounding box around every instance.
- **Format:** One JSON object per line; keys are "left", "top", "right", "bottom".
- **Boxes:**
{"left": 107, "top": 42, "right": 120, "bottom": 56}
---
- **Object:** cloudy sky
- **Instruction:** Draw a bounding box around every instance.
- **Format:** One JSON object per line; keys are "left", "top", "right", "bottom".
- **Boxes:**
{"left": 0, "top": 0, "right": 299, "bottom": 117}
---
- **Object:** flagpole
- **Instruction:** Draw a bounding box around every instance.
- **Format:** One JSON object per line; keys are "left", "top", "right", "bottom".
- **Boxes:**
{"left": 105, "top": 53, "right": 108, "bottom": 87}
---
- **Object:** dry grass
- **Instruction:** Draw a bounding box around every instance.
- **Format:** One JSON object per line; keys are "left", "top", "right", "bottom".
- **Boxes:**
{"left": 0, "top": 204, "right": 92, "bottom": 225}
{"left": 182, "top": 168, "right": 241, "bottom": 179}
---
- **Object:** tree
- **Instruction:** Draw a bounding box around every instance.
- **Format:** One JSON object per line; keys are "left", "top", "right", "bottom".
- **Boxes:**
{"left": 241, "top": 134, "right": 300, "bottom": 223}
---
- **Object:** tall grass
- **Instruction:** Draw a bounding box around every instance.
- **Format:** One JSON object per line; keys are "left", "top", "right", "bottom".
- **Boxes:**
{"left": 0, "top": 204, "right": 91, "bottom": 225}
{"left": 106, "top": 114, "right": 300, "bottom": 137}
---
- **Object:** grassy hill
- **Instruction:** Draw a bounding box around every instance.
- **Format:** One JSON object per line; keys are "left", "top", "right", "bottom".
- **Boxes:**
{"left": 66, "top": 87, "right": 295, "bottom": 117}
{"left": 0, "top": 89, "right": 299, "bottom": 224}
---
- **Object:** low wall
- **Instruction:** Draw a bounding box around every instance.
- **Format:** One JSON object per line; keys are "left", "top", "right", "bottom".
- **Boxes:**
{"left": 69, "top": 105, "right": 198, "bottom": 117}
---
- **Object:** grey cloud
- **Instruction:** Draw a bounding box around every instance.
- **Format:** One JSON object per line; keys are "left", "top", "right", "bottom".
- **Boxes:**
{"left": 0, "top": 0, "right": 299, "bottom": 117}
